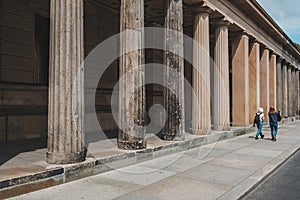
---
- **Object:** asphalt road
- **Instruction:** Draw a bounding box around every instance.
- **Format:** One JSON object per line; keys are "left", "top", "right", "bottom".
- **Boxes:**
{"left": 242, "top": 149, "right": 300, "bottom": 200}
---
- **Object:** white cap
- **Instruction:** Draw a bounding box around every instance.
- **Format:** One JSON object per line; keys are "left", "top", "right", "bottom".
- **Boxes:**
{"left": 258, "top": 107, "right": 264, "bottom": 113}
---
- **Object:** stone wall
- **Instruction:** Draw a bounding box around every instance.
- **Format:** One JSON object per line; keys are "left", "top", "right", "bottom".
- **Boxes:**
{"left": 0, "top": 83, "right": 48, "bottom": 141}
{"left": 0, "top": 0, "right": 121, "bottom": 141}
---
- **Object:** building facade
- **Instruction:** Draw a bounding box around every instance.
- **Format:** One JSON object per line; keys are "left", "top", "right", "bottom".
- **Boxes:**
{"left": 0, "top": 0, "right": 300, "bottom": 164}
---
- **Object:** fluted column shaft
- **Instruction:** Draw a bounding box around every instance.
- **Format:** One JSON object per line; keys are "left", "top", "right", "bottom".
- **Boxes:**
{"left": 282, "top": 63, "right": 288, "bottom": 117}
{"left": 296, "top": 70, "right": 300, "bottom": 116}
{"left": 47, "top": 0, "right": 85, "bottom": 164}
{"left": 287, "top": 65, "right": 293, "bottom": 116}
{"left": 232, "top": 33, "right": 249, "bottom": 127}
{"left": 213, "top": 22, "right": 230, "bottom": 131}
{"left": 163, "top": 0, "right": 185, "bottom": 140}
{"left": 192, "top": 9, "right": 211, "bottom": 135}
{"left": 276, "top": 58, "right": 283, "bottom": 112}
{"left": 249, "top": 41, "right": 260, "bottom": 124}
{"left": 260, "top": 48, "right": 270, "bottom": 121}
{"left": 118, "top": 0, "right": 146, "bottom": 149}
{"left": 292, "top": 68, "right": 297, "bottom": 116}
{"left": 269, "top": 54, "right": 277, "bottom": 108}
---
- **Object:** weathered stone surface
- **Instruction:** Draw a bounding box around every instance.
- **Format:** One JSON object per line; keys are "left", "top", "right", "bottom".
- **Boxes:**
{"left": 47, "top": 0, "right": 86, "bottom": 164}
{"left": 118, "top": 0, "right": 146, "bottom": 150}
{"left": 64, "top": 162, "right": 94, "bottom": 182}
{"left": 2, "top": 90, "right": 47, "bottom": 106}
{"left": 7, "top": 116, "right": 24, "bottom": 140}
{"left": 23, "top": 116, "right": 47, "bottom": 139}
{"left": 163, "top": 0, "right": 185, "bottom": 140}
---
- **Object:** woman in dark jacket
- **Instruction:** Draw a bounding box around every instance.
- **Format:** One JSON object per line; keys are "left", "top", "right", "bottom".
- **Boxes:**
{"left": 268, "top": 106, "right": 281, "bottom": 141}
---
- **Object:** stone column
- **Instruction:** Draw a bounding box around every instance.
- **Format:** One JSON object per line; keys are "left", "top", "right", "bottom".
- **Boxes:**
{"left": 192, "top": 8, "right": 211, "bottom": 135}
{"left": 282, "top": 62, "right": 288, "bottom": 117}
{"left": 249, "top": 41, "right": 260, "bottom": 124}
{"left": 213, "top": 21, "right": 230, "bottom": 131}
{"left": 269, "top": 54, "right": 277, "bottom": 108}
{"left": 276, "top": 58, "right": 283, "bottom": 113}
{"left": 118, "top": 0, "right": 146, "bottom": 149}
{"left": 296, "top": 70, "right": 300, "bottom": 116}
{"left": 231, "top": 33, "right": 249, "bottom": 127}
{"left": 287, "top": 65, "right": 292, "bottom": 117}
{"left": 47, "top": 0, "right": 85, "bottom": 164}
{"left": 163, "top": 0, "right": 185, "bottom": 140}
{"left": 260, "top": 47, "right": 270, "bottom": 121}
{"left": 292, "top": 68, "right": 296, "bottom": 116}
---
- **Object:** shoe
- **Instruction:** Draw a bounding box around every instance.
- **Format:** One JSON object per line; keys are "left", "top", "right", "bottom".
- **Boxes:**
{"left": 274, "top": 137, "right": 277, "bottom": 141}
{"left": 261, "top": 135, "right": 264, "bottom": 139}
{"left": 255, "top": 137, "right": 259, "bottom": 140}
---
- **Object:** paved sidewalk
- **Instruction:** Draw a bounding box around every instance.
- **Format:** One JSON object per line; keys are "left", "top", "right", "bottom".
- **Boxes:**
{"left": 7, "top": 121, "right": 300, "bottom": 200}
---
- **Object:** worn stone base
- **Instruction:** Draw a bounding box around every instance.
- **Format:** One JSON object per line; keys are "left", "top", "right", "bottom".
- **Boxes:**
{"left": 162, "top": 133, "right": 185, "bottom": 141}
{"left": 212, "top": 125, "right": 231, "bottom": 131}
{"left": 117, "top": 133, "right": 147, "bottom": 150}
{"left": 192, "top": 128, "right": 211, "bottom": 135}
{"left": 46, "top": 150, "right": 87, "bottom": 165}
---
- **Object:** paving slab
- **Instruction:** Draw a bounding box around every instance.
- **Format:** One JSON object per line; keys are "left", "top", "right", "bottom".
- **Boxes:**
{"left": 2, "top": 120, "right": 300, "bottom": 200}
{"left": 115, "top": 176, "right": 232, "bottom": 200}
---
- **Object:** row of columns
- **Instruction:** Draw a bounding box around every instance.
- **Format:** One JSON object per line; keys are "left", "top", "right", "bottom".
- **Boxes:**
{"left": 277, "top": 61, "right": 300, "bottom": 118}
{"left": 46, "top": 0, "right": 300, "bottom": 164}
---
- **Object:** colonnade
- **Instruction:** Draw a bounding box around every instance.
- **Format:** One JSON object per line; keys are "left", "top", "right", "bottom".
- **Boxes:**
{"left": 46, "top": 0, "right": 300, "bottom": 164}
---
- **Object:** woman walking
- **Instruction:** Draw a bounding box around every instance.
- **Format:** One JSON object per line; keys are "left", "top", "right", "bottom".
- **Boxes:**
{"left": 268, "top": 106, "right": 281, "bottom": 141}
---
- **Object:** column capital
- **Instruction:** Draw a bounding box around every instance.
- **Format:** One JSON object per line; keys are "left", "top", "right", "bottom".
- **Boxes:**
{"left": 260, "top": 45, "right": 270, "bottom": 51}
{"left": 192, "top": 6, "right": 212, "bottom": 15}
{"left": 277, "top": 56, "right": 283, "bottom": 62}
{"left": 212, "top": 19, "right": 231, "bottom": 28}
{"left": 282, "top": 59, "right": 289, "bottom": 65}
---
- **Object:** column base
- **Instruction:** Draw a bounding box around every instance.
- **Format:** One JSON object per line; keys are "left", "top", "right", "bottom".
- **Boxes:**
{"left": 231, "top": 122, "right": 250, "bottom": 127}
{"left": 46, "top": 149, "right": 86, "bottom": 164}
{"left": 118, "top": 137, "right": 147, "bottom": 150}
{"left": 161, "top": 133, "right": 185, "bottom": 141}
{"left": 212, "top": 125, "right": 230, "bottom": 131}
{"left": 192, "top": 128, "right": 211, "bottom": 135}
